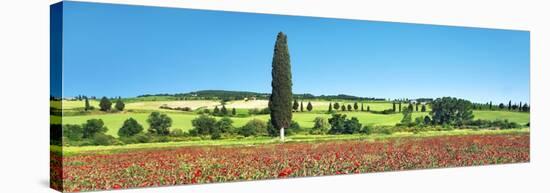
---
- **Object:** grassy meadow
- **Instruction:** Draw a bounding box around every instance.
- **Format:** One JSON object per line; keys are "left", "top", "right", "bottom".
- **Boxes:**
{"left": 60, "top": 99, "right": 530, "bottom": 137}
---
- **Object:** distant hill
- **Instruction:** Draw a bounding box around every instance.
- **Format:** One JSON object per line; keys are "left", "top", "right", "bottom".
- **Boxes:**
{"left": 138, "top": 90, "right": 387, "bottom": 101}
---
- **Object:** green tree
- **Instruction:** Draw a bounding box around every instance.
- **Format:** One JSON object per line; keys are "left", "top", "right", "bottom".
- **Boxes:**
{"left": 398, "top": 103, "right": 402, "bottom": 112}
{"left": 310, "top": 117, "right": 329, "bottom": 134}
{"left": 293, "top": 100, "right": 299, "bottom": 111}
{"left": 84, "top": 97, "right": 90, "bottom": 111}
{"left": 333, "top": 102, "right": 340, "bottom": 110}
{"left": 63, "top": 124, "right": 83, "bottom": 140}
{"left": 118, "top": 118, "right": 143, "bottom": 137}
{"left": 392, "top": 102, "right": 396, "bottom": 112}
{"left": 306, "top": 102, "right": 313, "bottom": 112}
{"left": 328, "top": 102, "right": 333, "bottom": 112}
{"left": 354, "top": 102, "right": 359, "bottom": 111}
{"left": 147, "top": 112, "right": 172, "bottom": 135}
{"left": 82, "top": 119, "right": 108, "bottom": 138}
{"left": 232, "top": 108, "right": 237, "bottom": 116}
{"left": 367, "top": 106, "right": 370, "bottom": 112}
{"left": 216, "top": 117, "right": 234, "bottom": 134}
{"left": 220, "top": 105, "right": 228, "bottom": 115}
{"left": 407, "top": 103, "right": 414, "bottom": 111}
{"left": 269, "top": 32, "right": 293, "bottom": 142}
{"left": 115, "top": 98, "right": 125, "bottom": 111}
{"left": 300, "top": 101, "right": 304, "bottom": 112}
{"left": 347, "top": 104, "right": 352, "bottom": 111}
{"left": 341, "top": 105, "right": 346, "bottom": 111}
{"left": 430, "top": 97, "right": 474, "bottom": 126}
{"left": 328, "top": 114, "right": 347, "bottom": 134}
{"left": 343, "top": 117, "right": 362, "bottom": 134}
{"left": 415, "top": 103, "right": 419, "bottom": 111}
{"left": 213, "top": 106, "right": 220, "bottom": 115}
{"left": 508, "top": 100, "right": 512, "bottom": 111}
{"left": 361, "top": 103, "right": 364, "bottom": 111}
{"left": 191, "top": 114, "right": 217, "bottom": 136}
{"left": 99, "top": 97, "right": 112, "bottom": 111}
{"left": 423, "top": 115, "right": 432, "bottom": 125}
{"left": 400, "top": 106, "right": 413, "bottom": 125}
{"left": 421, "top": 104, "right": 427, "bottom": 112}
{"left": 499, "top": 103, "right": 505, "bottom": 109}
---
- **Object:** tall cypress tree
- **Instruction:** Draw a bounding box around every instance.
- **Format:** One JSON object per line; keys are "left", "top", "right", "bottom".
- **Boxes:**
{"left": 306, "top": 102, "right": 313, "bottom": 112}
{"left": 84, "top": 96, "right": 90, "bottom": 111}
{"left": 508, "top": 100, "right": 512, "bottom": 111}
{"left": 328, "top": 102, "right": 333, "bottom": 112}
{"left": 292, "top": 99, "right": 299, "bottom": 112}
{"left": 269, "top": 32, "right": 293, "bottom": 142}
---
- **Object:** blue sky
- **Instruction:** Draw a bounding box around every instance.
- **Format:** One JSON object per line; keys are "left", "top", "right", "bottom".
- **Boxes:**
{"left": 61, "top": 1, "right": 530, "bottom": 104}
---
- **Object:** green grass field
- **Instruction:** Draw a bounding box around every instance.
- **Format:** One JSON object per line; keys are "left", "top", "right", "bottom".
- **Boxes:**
{"left": 59, "top": 100, "right": 529, "bottom": 137}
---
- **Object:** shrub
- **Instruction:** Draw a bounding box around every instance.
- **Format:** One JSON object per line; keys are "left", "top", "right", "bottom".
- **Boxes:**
{"left": 328, "top": 114, "right": 361, "bottom": 134}
{"left": 63, "top": 124, "right": 83, "bottom": 141}
{"left": 147, "top": 112, "right": 172, "bottom": 135}
{"left": 239, "top": 119, "right": 267, "bottom": 137}
{"left": 170, "top": 128, "right": 185, "bottom": 137}
{"left": 431, "top": 97, "right": 474, "bottom": 126}
{"left": 310, "top": 117, "right": 329, "bottom": 134}
{"left": 118, "top": 118, "right": 143, "bottom": 137}
{"left": 92, "top": 133, "right": 117, "bottom": 146}
{"left": 82, "top": 119, "right": 108, "bottom": 138}
{"left": 361, "top": 125, "right": 374, "bottom": 135}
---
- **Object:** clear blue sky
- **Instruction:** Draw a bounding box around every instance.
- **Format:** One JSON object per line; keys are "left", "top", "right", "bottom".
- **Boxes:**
{"left": 61, "top": 1, "right": 530, "bottom": 104}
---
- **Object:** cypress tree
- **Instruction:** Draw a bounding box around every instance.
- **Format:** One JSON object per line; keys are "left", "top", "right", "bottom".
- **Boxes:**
{"left": 328, "top": 102, "right": 333, "bottom": 112}
{"left": 84, "top": 96, "right": 90, "bottom": 111}
{"left": 213, "top": 106, "right": 220, "bottom": 115}
{"left": 421, "top": 104, "right": 426, "bottom": 112}
{"left": 519, "top": 102, "right": 522, "bottom": 112}
{"left": 392, "top": 102, "right": 396, "bottom": 112}
{"left": 334, "top": 102, "right": 340, "bottom": 110}
{"left": 293, "top": 99, "right": 299, "bottom": 112}
{"left": 508, "top": 100, "right": 512, "bottom": 111}
{"left": 307, "top": 102, "right": 313, "bottom": 112}
{"left": 347, "top": 104, "right": 352, "bottom": 111}
{"left": 300, "top": 101, "right": 304, "bottom": 112}
{"left": 367, "top": 106, "right": 370, "bottom": 112}
{"left": 269, "top": 32, "right": 293, "bottom": 142}
{"left": 398, "top": 103, "right": 402, "bottom": 112}
{"left": 354, "top": 102, "right": 359, "bottom": 111}
{"left": 115, "top": 98, "right": 125, "bottom": 111}
{"left": 221, "top": 105, "right": 228, "bottom": 115}
{"left": 361, "top": 103, "right": 364, "bottom": 111}
{"left": 232, "top": 108, "right": 237, "bottom": 116}
{"left": 415, "top": 103, "right": 419, "bottom": 111}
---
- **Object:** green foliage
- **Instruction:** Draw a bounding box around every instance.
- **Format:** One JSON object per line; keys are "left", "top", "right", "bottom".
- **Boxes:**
{"left": 191, "top": 114, "right": 217, "bottom": 136}
{"left": 328, "top": 114, "right": 362, "bottom": 134}
{"left": 306, "top": 102, "right": 313, "bottom": 112}
{"left": 147, "top": 112, "right": 172, "bottom": 135}
{"left": 267, "top": 120, "right": 300, "bottom": 136}
{"left": 84, "top": 97, "right": 91, "bottom": 111}
{"left": 232, "top": 108, "right": 237, "bottom": 116}
{"left": 333, "top": 102, "right": 340, "bottom": 110}
{"left": 310, "top": 117, "right": 330, "bottom": 134}
{"left": 169, "top": 129, "right": 185, "bottom": 137}
{"left": 354, "top": 102, "right": 359, "bottom": 111}
{"left": 216, "top": 117, "right": 235, "bottom": 134}
{"left": 347, "top": 104, "right": 352, "bottom": 111}
{"left": 421, "top": 104, "right": 426, "bottom": 112}
{"left": 400, "top": 106, "right": 413, "bottom": 125}
{"left": 431, "top": 97, "right": 474, "bottom": 126}
{"left": 239, "top": 119, "right": 267, "bottom": 137}
{"left": 63, "top": 124, "right": 83, "bottom": 141}
{"left": 213, "top": 106, "right": 220, "bottom": 115}
{"left": 92, "top": 133, "right": 118, "bottom": 146}
{"left": 300, "top": 101, "right": 304, "bottom": 112}
{"left": 115, "top": 99, "right": 125, "bottom": 111}
{"left": 82, "top": 119, "right": 108, "bottom": 138}
{"left": 269, "top": 32, "right": 293, "bottom": 130}
{"left": 220, "top": 105, "right": 228, "bottom": 116}
{"left": 118, "top": 118, "right": 143, "bottom": 137}
{"left": 99, "top": 97, "right": 112, "bottom": 111}
{"left": 293, "top": 100, "right": 299, "bottom": 111}
{"left": 328, "top": 102, "right": 333, "bottom": 112}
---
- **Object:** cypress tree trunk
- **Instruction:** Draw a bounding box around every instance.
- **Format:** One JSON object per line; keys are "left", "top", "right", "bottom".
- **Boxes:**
{"left": 269, "top": 32, "right": 292, "bottom": 142}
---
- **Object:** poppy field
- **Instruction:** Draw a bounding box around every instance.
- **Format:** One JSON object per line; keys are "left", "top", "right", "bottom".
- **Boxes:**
{"left": 51, "top": 133, "right": 529, "bottom": 192}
